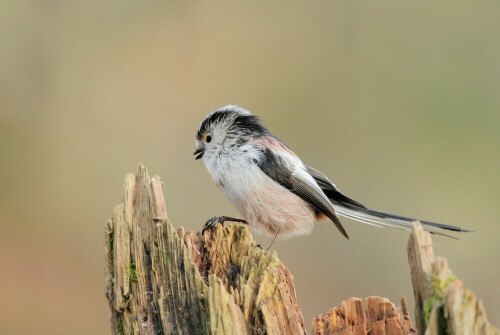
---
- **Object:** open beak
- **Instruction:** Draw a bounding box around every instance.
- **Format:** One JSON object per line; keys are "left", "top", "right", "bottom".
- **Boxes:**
{"left": 193, "top": 148, "right": 204, "bottom": 160}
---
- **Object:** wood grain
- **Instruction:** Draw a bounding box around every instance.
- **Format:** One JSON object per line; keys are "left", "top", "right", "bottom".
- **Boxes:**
{"left": 312, "top": 296, "right": 415, "bottom": 335}
{"left": 105, "top": 166, "right": 498, "bottom": 335}
{"left": 105, "top": 165, "right": 305, "bottom": 334}
{"left": 407, "top": 221, "right": 499, "bottom": 335}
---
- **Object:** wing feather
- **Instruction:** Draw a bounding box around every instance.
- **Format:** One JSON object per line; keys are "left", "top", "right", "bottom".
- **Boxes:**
{"left": 306, "top": 165, "right": 366, "bottom": 208}
{"left": 255, "top": 142, "right": 349, "bottom": 239}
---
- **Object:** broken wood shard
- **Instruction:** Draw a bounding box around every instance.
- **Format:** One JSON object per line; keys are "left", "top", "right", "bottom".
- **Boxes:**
{"left": 105, "top": 165, "right": 305, "bottom": 335}
{"left": 312, "top": 296, "right": 415, "bottom": 335}
{"left": 105, "top": 167, "right": 209, "bottom": 334}
{"left": 105, "top": 166, "right": 498, "bottom": 335}
{"left": 407, "top": 221, "right": 499, "bottom": 335}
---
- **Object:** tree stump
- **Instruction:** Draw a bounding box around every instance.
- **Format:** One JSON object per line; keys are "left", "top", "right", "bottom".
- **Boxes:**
{"left": 105, "top": 165, "right": 306, "bottom": 334}
{"left": 312, "top": 296, "right": 415, "bottom": 335}
{"left": 104, "top": 165, "right": 498, "bottom": 334}
{"left": 407, "top": 221, "right": 499, "bottom": 335}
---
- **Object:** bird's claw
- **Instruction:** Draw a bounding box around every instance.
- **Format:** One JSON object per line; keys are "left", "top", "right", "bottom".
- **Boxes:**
{"left": 201, "top": 216, "right": 247, "bottom": 235}
{"left": 202, "top": 216, "right": 224, "bottom": 235}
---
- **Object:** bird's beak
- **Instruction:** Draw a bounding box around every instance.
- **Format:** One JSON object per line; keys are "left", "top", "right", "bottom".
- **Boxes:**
{"left": 193, "top": 148, "right": 204, "bottom": 160}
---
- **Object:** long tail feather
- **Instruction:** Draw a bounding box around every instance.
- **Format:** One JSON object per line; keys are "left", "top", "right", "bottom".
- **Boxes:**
{"left": 332, "top": 202, "right": 472, "bottom": 238}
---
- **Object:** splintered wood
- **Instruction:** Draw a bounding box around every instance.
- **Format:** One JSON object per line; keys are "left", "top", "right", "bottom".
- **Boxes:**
{"left": 407, "top": 221, "right": 499, "bottom": 335}
{"left": 178, "top": 220, "right": 307, "bottom": 335}
{"left": 105, "top": 166, "right": 210, "bottom": 334}
{"left": 105, "top": 166, "right": 410, "bottom": 335}
{"left": 312, "top": 296, "right": 415, "bottom": 335}
{"left": 105, "top": 166, "right": 499, "bottom": 335}
{"left": 105, "top": 165, "right": 305, "bottom": 335}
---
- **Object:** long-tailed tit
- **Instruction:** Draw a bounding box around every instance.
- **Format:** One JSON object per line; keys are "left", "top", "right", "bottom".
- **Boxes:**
{"left": 194, "top": 105, "right": 470, "bottom": 250}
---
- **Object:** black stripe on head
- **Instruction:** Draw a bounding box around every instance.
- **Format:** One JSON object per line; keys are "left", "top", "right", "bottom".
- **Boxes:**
{"left": 231, "top": 114, "right": 269, "bottom": 137}
{"left": 197, "top": 106, "right": 270, "bottom": 140}
{"left": 196, "top": 110, "right": 232, "bottom": 140}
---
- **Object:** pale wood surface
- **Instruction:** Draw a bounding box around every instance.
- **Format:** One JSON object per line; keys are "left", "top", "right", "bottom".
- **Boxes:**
{"left": 105, "top": 166, "right": 498, "bottom": 334}
{"left": 105, "top": 165, "right": 305, "bottom": 334}
{"left": 105, "top": 166, "right": 209, "bottom": 334}
{"left": 407, "top": 221, "right": 499, "bottom": 335}
{"left": 312, "top": 296, "right": 415, "bottom": 335}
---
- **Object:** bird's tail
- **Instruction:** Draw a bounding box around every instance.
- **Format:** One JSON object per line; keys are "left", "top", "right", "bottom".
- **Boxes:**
{"left": 331, "top": 202, "right": 472, "bottom": 238}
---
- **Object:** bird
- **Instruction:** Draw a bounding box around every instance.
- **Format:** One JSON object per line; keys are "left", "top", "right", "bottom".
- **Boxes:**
{"left": 193, "top": 105, "right": 471, "bottom": 250}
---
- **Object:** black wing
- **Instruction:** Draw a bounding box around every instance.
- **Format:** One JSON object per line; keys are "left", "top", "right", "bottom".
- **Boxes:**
{"left": 256, "top": 147, "right": 349, "bottom": 239}
{"left": 306, "top": 165, "right": 366, "bottom": 208}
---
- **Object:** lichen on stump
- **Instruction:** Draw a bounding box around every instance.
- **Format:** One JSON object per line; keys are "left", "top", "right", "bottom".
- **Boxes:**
{"left": 106, "top": 166, "right": 488, "bottom": 335}
{"left": 105, "top": 165, "right": 305, "bottom": 335}
{"left": 407, "top": 221, "right": 499, "bottom": 335}
{"left": 105, "top": 167, "right": 209, "bottom": 334}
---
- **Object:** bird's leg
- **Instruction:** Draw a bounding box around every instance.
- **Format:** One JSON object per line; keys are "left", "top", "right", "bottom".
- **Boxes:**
{"left": 265, "top": 229, "right": 280, "bottom": 251}
{"left": 202, "top": 216, "right": 247, "bottom": 235}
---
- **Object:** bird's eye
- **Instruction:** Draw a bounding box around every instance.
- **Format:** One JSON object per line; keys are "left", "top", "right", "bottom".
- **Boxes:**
{"left": 205, "top": 135, "right": 212, "bottom": 143}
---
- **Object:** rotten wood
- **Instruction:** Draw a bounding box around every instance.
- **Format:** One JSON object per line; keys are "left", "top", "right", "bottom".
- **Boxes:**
{"left": 105, "top": 166, "right": 498, "bottom": 335}
{"left": 105, "top": 165, "right": 305, "bottom": 335}
{"left": 407, "top": 221, "right": 499, "bottom": 335}
{"left": 312, "top": 296, "right": 416, "bottom": 335}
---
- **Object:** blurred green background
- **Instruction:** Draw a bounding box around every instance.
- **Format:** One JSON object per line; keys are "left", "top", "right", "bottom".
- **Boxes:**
{"left": 1, "top": 1, "right": 499, "bottom": 334}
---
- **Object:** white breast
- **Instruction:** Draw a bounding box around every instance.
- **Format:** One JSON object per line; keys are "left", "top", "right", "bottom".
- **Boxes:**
{"left": 203, "top": 147, "right": 315, "bottom": 239}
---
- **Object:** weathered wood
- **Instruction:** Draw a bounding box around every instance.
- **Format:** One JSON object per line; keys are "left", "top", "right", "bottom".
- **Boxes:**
{"left": 105, "top": 166, "right": 498, "bottom": 334}
{"left": 407, "top": 221, "right": 499, "bottom": 335}
{"left": 178, "top": 220, "right": 307, "bottom": 334}
{"left": 312, "top": 296, "right": 415, "bottom": 335}
{"left": 105, "top": 165, "right": 305, "bottom": 335}
{"left": 105, "top": 167, "right": 209, "bottom": 334}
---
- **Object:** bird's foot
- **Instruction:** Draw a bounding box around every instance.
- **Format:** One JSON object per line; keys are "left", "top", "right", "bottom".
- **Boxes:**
{"left": 201, "top": 216, "right": 247, "bottom": 235}
{"left": 202, "top": 217, "right": 221, "bottom": 235}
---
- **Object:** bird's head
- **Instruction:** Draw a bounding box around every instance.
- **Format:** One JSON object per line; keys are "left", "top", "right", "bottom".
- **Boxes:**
{"left": 194, "top": 105, "right": 268, "bottom": 162}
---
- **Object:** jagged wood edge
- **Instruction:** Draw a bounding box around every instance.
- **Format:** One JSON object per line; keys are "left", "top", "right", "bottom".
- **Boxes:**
{"left": 105, "top": 166, "right": 237, "bottom": 334}
{"left": 407, "top": 221, "right": 499, "bottom": 335}
{"left": 311, "top": 296, "right": 415, "bottom": 335}
{"left": 105, "top": 165, "right": 305, "bottom": 335}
